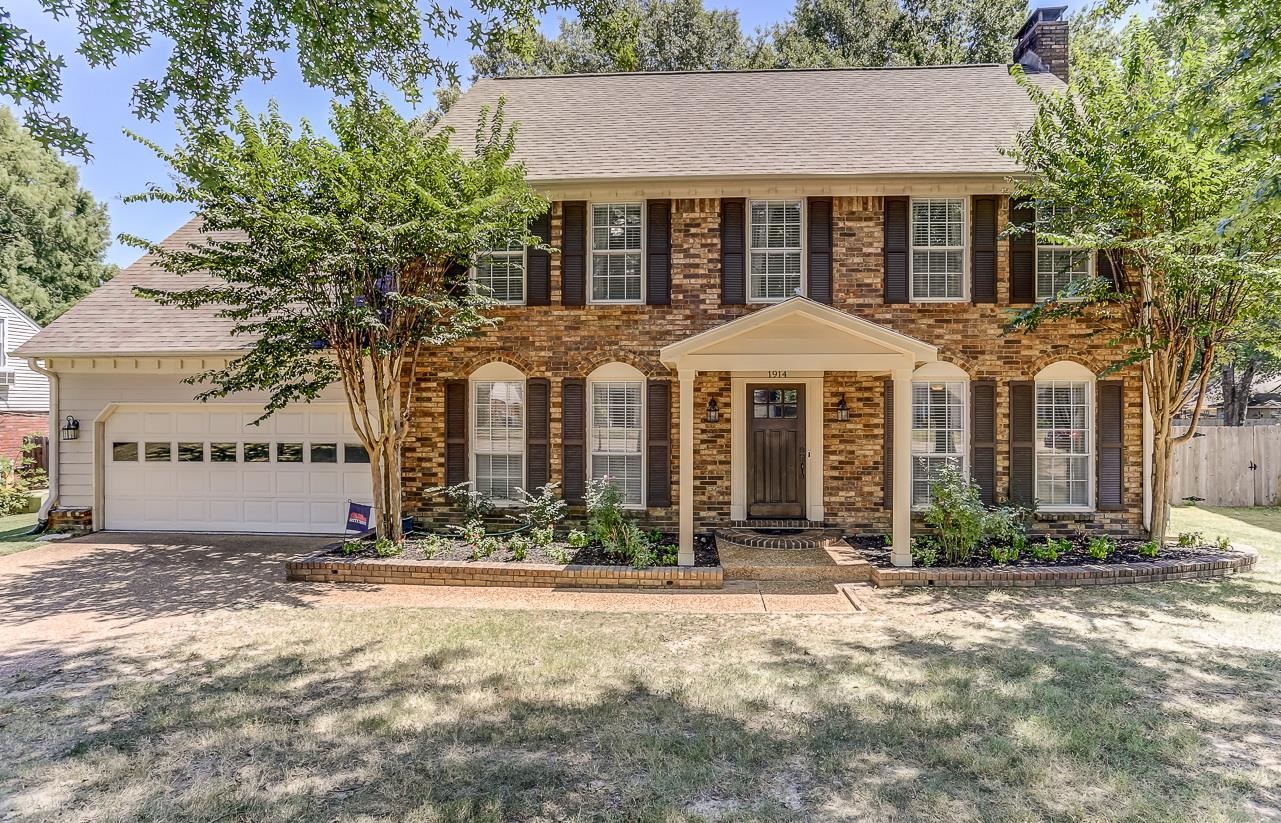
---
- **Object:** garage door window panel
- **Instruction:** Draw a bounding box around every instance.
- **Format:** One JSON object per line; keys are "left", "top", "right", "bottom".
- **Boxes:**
{"left": 178, "top": 443, "right": 205, "bottom": 462}
{"left": 245, "top": 443, "right": 270, "bottom": 462}
{"left": 145, "top": 442, "right": 171, "bottom": 462}
{"left": 210, "top": 443, "right": 238, "bottom": 462}
{"left": 113, "top": 442, "right": 138, "bottom": 461}
{"left": 311, "top": 443, "right": 338, "bottom": 463}
{"left": 344, "top": 444, "right": 370, "bottom": 463}
{"left": 277, "top": 442, "right": 304, "bottom": 463}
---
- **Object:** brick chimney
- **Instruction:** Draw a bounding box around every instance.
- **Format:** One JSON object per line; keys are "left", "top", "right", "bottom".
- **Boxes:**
{"left": 1012, "top": 6, "right": 1070, "bottom": 83}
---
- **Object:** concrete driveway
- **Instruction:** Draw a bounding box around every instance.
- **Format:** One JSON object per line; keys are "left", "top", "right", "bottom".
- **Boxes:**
{"left": 0, "top": 532, "right": 856, "bottom": 659}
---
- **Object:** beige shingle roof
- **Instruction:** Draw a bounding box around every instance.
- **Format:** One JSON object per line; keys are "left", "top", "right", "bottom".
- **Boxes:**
{"left": 436, "top": 65, "right": 1062, "bottom": 180}
{"left": 16, "top": 221, "right": 251, "bottom": 358}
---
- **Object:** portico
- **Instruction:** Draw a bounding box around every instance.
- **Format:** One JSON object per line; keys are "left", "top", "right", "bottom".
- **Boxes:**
{"left": 659, "top": 297, "right": 938, "bottom": 567}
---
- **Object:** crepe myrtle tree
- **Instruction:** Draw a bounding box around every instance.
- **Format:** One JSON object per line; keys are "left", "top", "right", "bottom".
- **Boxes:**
{"left": 124, "top": 98, "right": 547, "bottom": 541}
{"left": 1005, "top": 19, "right": 1281, "bottom": 542}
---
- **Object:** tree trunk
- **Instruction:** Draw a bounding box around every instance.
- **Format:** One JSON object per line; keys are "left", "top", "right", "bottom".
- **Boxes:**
{"left": 1221, "top": 362, "right": 1238, "bottom": 426}
{"left": 1149, "top": 418, "right": 1173, "bottom": 543}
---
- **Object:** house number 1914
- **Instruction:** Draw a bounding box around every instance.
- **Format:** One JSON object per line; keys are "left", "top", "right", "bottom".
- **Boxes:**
{"left": 767, "top": 371, "right": 789, "bottom": 379}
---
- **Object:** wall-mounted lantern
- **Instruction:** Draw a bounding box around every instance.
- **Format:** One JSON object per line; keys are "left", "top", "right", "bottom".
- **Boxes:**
{"left": 61, "top": 415, "right": 80, "bottom": 441}
{"left": 835, "top": 396, "right": 850, "bottom": 422}
{"left": 705, "top": 398, "right": 720, "bottom": 423}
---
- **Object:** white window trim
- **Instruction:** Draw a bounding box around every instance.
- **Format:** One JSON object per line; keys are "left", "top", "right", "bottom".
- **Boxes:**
{"left": 1034, "top": 362, "right": 1095, "bottom": 513}
{"left": 0, "top": 317, "right": 7, "bottom": 368}
{"left": 587, "top": 202, "right": 646, "bottom": 306}
{"left": 747, "top": 198, "right": 807, "bottom": 304}
{"left": 908, "top": 196, "right": 969, "bottom": 303}
{"left": 1035, "top": 245, "right": 1094, "bottom": 303}
{"left": 471, "top": 244, "right": 528, "bottom": 306}
{"left": 469, "top": 362, "right": 527, "bottom": 507}
{"left": 586, "top": 362, "right": 646, "bottom": 509}
{"left": 909, "top": 374, "right": 968, "bottom": 511}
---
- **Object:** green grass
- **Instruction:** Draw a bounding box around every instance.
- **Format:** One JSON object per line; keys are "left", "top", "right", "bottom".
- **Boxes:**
{"left": 0, "top": 511, "right": 41, "bottom": 557}
{"left": 0, "top": 508, "right": 1279, "bottom": 821}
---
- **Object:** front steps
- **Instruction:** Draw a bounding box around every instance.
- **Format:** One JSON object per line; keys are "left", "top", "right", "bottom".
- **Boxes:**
{"left": 715, "top": 528, "right": 872, "bottom": 583}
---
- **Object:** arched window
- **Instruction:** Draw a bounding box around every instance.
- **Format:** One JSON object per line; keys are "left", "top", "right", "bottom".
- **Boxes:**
{"left": 470, "top": 362, "right": 525, "bottom": 502}
{"left": 1034, "top": 361, "right": 1094, "bottom": 510}
{"left": 911, "top": 362, "right": 969, "bottom": 507}
{"left": 587, "top": 362, "right": 645, "bottom": 507}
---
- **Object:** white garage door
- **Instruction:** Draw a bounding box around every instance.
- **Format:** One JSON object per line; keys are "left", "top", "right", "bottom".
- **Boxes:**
{"left": 103, "top": 405, "right": 374, "bottom": 534}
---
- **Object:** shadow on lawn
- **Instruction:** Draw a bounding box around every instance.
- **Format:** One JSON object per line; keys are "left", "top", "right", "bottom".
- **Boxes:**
{"left": 1, "top": 614, "right": 1275, "bottom": 822}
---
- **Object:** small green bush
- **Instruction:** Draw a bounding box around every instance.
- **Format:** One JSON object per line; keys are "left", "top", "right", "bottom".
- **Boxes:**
{"left": 1138, "top": 540, "right": 1160, "bottom": 558}
{"left": 1216, "top": 535, "right": 1232, "bottom": 551}
{"left": 530, "top": 525, "right": 554, "bottom": 547}
{"left": 566, "top": 529, "right": 589, "bottom": 549}
{"left": 342, "top": 539, "right": 365, "bottom": 556}
{"left": 547, "top": 545, "right": 571, "bottom": 565}
{"left": 429, "top": 482, "right": 494, "bottom": 521}
{"left": 922, "top": 465, "right": 985, "bottom": 565}
{"left": 657, "top": 544, "right": 679, "bottom": 566}
{"left": 990, "top": 543, "right": 1021, "bottom": 565}
{"left": 510, "top": 482, "right": 567, "bottom": 529}
{"left": 1176, "top": 530, "right": 1204, "bottom": 548}
{"left": 911, "top": 536, "right": 940, "bottom": 567}
{"left": 451, "top": 519, "right": 486, "bottom": 545}
{"left": 0, "top": 455, "right": 42, "bottom": 517}
{"left": 507, "top": 535, "right": 531, "bottom": 562}
{"left": 374, "top": 537, "right": 401, "bottom": 557}
{"left": 470, "top": 536, "right": 501, "bottom": 561}
{"left": 1086, "top": 535, "right": 1115, "bottom": 560}
{"left": 1031, "top": 537, "right": 1071, "bottom": 562}
{"left": 585, "top": 477, "right": 650, "bottom": 565}
{"left": 416, "top": 533, "right": 447, "bottom": 559}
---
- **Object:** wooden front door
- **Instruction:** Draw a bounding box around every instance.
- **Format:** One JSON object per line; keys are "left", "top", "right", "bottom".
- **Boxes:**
{"left": 747, "top": 385, "right": 806, "bottom": 518}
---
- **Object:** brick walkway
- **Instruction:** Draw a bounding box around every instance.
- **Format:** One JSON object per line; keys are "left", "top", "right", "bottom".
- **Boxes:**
{"left": 0, "top": 533, "right": 857, "bottom": 653}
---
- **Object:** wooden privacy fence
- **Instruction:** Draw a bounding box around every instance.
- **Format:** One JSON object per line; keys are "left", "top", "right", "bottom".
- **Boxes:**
{"left": 1169, "top": 425, "right": 1281, "bottom": 506}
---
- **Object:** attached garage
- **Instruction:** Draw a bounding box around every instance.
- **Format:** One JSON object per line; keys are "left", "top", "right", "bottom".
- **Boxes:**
{"left": 102, "top": 403, "right": 373, "bottom": 534}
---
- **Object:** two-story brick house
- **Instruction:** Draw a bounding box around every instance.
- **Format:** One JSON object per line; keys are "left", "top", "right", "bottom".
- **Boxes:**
{"left": 17, "top": 7, "right": 1149, "bottom": 566}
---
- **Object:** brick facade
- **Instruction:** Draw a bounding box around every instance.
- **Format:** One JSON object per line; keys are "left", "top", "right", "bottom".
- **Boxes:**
{"left": 405, "top": 196, "right": 1146, "bottom": 538}
{"left": 0, "top": 412, "right": 44, "bottom": 462}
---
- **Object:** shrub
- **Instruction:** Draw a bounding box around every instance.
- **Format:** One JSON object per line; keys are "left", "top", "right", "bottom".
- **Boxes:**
{"left": 658, "top": 544, "right": 679, "bottom": 566}
{"left": 990, "top": 543, "right": 1021, "bottom": 565}
{"left": 470, "top": 536, "right": 501, "bottom": 560}
{"left": 984, "top": 504, "right": 1032, "bottom": 547}
{"left": 1086, "top": 535, "right": 1115, "bottom": 560}
{"left": 416, "top": 533, "right": 447, "bottom": 559}
{"left": 630, "top": 541, "right": 658, "bottom": 569}
{"left": 1138, "top": 540, "right": 1160, "bottom": 558}
{"left": 547, "top": 545, "right": 571, "bottom": 564}
{"left": 510, "top": 482, "right": 567, "bottom": 530}
{"left": 585, "top": 477, "right": 650, "bottom": 564}
{"left": 1031, "top": 537, "right": 1071, "bottom": 562}
{"left": 922, "top": 465, "right": 985, "bottom": 565}
{"left": 1176, "top": 530, "right": 1204, "bottom": 548}
{"left": 1216, "top": 535, "right": 1232, "bottom": 552}
{"left": 429, "top": 482, "right": 494, "bottom": 521}
{"left": 342, "top": 539, "right": 365, "bottom": 556}
{"left": 450, "top": 519, "right": 486, "bottom": 546}
{"left": 374, "top": 537, "right": 401, "bottom": 557}
{"left": 530, "top": 525, "right": 554, "bottom": 547}
{"left": 566, "top": 529, "right": 589, "bottom": 549}
{"left": 0, "top": 456, "right": 40, "bottom": 517}
{"left": 911, "top": 536, "right": 940, "bottom": 567}
{"left": 507, "top": 535, "right": 530, "bottom": 562}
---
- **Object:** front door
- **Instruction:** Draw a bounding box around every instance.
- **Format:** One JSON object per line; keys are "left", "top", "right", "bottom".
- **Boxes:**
{"left": 747, "top": 385, "right": 806, "bottom": 518}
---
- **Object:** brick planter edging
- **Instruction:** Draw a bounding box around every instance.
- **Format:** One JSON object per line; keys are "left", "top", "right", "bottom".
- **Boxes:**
{"left": 286, "top": 553, "right": 724, "bottom": 590}
{"left": 868, "top": 547, "right": 1257, "bottom": 588}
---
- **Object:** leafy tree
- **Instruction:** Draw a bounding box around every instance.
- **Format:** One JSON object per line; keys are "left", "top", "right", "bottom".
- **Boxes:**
{"left": 1216, "top": 323, "right": 1281, "bottom": 426}
{"left": 0, "top": 107, "right": 115, "bottom": 323}
{"left": 127, "top": 100, "right": 547, "bottom": 540}
{"left": 472, "top": 0, "right": 752, "bottom": 76}
{"left": 0, "top": 0, "right": 618, "bottom": 157}
{"left": 1006, "top": 19, "right": 1281, "bottom": 541}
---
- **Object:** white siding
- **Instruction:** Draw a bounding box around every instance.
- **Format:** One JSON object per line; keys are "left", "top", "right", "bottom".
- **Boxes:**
{"left": 56, "top": 369, "right": 352, "bottom": 509}
{"left": 0, "top": 299, "right": 49, "bottom": 413}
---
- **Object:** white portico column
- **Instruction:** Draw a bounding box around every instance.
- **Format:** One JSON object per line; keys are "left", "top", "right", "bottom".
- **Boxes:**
{"left": 678, "top": 368, "right": 696, "bottom": 566}
{"left": 891, "top": 365, "right": 914, "bottom": 567}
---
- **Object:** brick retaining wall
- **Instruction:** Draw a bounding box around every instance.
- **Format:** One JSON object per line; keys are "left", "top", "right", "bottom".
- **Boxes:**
{"left": 869, "top": 549, "right": 1256, "bottom": 588}
{"left": 286, "top": 555, "right": 724, "bottom": 589}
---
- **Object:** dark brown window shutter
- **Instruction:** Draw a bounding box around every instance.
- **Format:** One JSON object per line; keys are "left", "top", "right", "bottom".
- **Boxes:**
{"left": 1097, "top": 249, "right": 1121, "bottom": 291}
{"left": 526, "top": 211, "right": 551, "bottom": 306}
{"left": 561, "top": 201, "right": 587, "bottom": 306}
{"left": 645, "top": 379, "right": 672, "bottom": 506}
{"left": 445, "top": 379, "right": 468, "bottom": 485}
{"left": 883, "top": 196, "right": 909, "bottom": 304}
{"left": 525, "top": 377, "right": 550, "bottom": 491}
{"left": 1009, "top": 381, "right": 1035, "bottom": 505}
{"left": 971, "top": 196, "right": 998, "bottom": 303}
{"left": 561, "top": 378, "right": 587, "bottom": 504}
{"left": 1097, "top": 380, "right": 1125, "bottom": 510}
{"left": 720, "top": 198, "right": 746, "bottom": 305}
{"left": 1009, "top": 198, "right": 1037, "bottom": 303}
{"left": 883, "top": 378, "right": 894, "bottom": 509}
{"left": 971, "top": 380, "right": 997, "bottom": 505}
{"left": 646, "top": 200, "right": 671, "bottom": 305}
{"left": 807, "top": 197, "right": 832, "bottom": 304}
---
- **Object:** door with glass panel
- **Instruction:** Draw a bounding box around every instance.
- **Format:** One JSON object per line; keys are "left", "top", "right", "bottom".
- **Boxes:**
{"left": 747, "top": 385, "right": 806, "bottom": 518}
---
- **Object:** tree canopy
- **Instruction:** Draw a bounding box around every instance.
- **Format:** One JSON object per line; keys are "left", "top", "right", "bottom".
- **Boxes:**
{"left": 0, "top": 107, "right": 115, "bottom": 324}
{"left": 128, "top": 99, "right": 546, "bottom": 539}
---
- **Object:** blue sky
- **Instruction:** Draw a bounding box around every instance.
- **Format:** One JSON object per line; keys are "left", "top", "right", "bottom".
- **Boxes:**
{"left": 8, "top": 0, "right": 1093, "bottom": 268}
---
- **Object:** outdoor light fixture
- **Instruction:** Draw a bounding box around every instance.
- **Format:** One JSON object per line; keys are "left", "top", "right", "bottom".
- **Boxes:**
{"left": 835, "top": 396, "right": 849, "bottom": 422}
{"left": 705, "top": 398, "right": 720, "bottom": 423}
{"left": 60, "top": 415, "right": 80, "bottom": 441}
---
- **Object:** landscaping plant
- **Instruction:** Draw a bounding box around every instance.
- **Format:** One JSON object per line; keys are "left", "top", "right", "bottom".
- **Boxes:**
{"left": 452, "top": 520, "right": 486, "bottom": 546}
{"left": 1217, "top": 535, "right": 1233, "bottom": 552}
{"left": 566, "top": 529, "right": 589, "bottom": 549}
{"left": 910, "top": 536, "right": 940, "bottom": 568}
{"left": 1177, "top": 531, "right": 1204, "bottom": 548}
{"left": 546, "top": 545, "right": 572, "bottom": 565}
{"left": 1031, "top": 537, "right": 1071, "bottom": 562}
{"left": 507, "top": 535, "right": 530, "bottom": 562}
{"left": 1138, "top": 540, "right": 1160, "bottom": 558}
{"left": 374, "top": 537, "right": 401, "bottom": 558}
{"left": 922, "top": 466, "right": 986, "bottom": 565}
{"left": 431, "top": 482, "right": 496, "bottom": 523}
{"left": 510, "top": 482, "right": 567, "bottom": 530}
{"left": 1087, "top": 535, "right": 1115, "bottom": 561}
{"left": 530, "top": 526, "right": 555, "bottom": 548}
{"left": 585, "top": 477, "right": 654, "bottom": 566}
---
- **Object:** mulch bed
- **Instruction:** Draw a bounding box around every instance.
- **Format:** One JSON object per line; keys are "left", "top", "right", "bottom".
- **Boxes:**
{"left": 847, "top": 534, "right": 1238, "bottom": 569}
{"left": 322, "top": 532, "right": 720, "bottom": 567}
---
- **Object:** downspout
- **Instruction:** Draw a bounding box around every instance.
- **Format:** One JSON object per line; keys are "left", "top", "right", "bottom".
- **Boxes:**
{"left": 27, "top": 358, "right": 58, "bottom": 527}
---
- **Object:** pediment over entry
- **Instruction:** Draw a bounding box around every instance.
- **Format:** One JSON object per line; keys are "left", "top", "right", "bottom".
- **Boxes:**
{"left": 659, "top": 297, "right": 937, "bottom": 372}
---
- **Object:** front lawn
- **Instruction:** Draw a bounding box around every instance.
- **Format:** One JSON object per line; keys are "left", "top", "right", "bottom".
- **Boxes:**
{"left": 0, "top": 506, "right": 1277, "bottom": 821}
{"left": 0, "top": 511, "right": 41, "bottom": 557}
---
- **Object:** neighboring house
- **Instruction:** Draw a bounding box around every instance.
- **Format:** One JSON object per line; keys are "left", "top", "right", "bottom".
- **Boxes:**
{"left": 15, "top": 7, "right": 1150, "bottom": 565}
{"left": 0, "top": 295, "right": 50, "bottom": 461}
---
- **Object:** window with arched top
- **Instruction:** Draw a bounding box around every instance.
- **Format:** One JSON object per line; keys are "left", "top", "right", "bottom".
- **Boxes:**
{"left": 911, "top": 362, "right": 969, "bottom": 507}
{"left": 587, "top": 362, "right": 645, "bottom": 507}
{"left": 470, "top": 362, "right": 525, "bottom": 502}
{"left": 1034, "top": 361, "right": 1094, "bottom": 510}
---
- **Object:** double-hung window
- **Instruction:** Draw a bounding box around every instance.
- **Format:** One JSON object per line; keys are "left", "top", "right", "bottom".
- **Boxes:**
{"left": 1035, "top": 381, "right": 1091, "bottom": 509}
{"left": 474, "top": 237, "right": 526, "bottom": 304}
{"left": 910, "top": 381, "right": 966, "bottom": 506}
{"left": 589, "top": 381, "right": 644, "bottom": 506}
{"left": 1035, "top": 206, "right": 1092, "bottom": 301}
{"left": 910, "top": 198, "right": 965, "bottom": 300}
{"left": 749, "top": 200, "right": 803, "bottom": 302}
{"left": 473, "top": 380, "right": 525, "bottom": 502}
{"left": 591, "top": 203, "right": 643, "bottom": 302}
